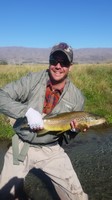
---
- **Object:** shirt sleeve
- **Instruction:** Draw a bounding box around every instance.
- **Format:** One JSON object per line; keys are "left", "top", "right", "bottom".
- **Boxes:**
{"left": 0, "top": 73, "right": 32, "bottom": 119}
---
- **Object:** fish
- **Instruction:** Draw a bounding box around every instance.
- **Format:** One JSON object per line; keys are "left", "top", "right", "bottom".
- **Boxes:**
{"left": 20, "top": 111, "right": 106, "bottom": 136}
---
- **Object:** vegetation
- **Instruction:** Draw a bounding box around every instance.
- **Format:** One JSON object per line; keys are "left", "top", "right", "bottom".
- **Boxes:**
{"left": 0, "top": 63, "right": 112, "bottom": 139}
{"left": 69, "top": 63, "right": 112, "bottom": 122}
{"left": 0, "top": 60, "right": 8, "bottom": 65}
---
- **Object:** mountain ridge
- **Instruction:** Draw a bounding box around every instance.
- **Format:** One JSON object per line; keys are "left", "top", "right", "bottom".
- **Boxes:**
{"left": 0, "top": 46, "right": 112, "bottom": 64}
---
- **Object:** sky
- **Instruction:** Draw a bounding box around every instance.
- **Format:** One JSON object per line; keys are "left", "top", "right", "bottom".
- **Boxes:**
{"left": 0, "top": 0, "right": 112, "bottom": 49}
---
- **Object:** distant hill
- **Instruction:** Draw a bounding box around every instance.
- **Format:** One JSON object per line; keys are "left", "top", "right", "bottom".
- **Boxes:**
{"left": 0, "top": 46, "right": 112, "bottom": 64}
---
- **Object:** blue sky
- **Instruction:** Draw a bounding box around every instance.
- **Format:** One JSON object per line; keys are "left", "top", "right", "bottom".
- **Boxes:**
{"left": 0, "top": 0, "right": 112, "bottom": 48}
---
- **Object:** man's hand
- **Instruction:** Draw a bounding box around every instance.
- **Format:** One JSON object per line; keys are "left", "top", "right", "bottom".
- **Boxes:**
{"left": 70, "top": 119, "right": 89, "bottom": 133}
{"left": 25, "top": 108, "right": 44, "bottom": 130}
{"left": 67, "top": 119, "right": 89, "bottom": 140}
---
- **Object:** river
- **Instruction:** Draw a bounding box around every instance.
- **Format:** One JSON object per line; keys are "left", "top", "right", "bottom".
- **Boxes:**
{"left": 0, "top": 125, "right": 112, "bottom": 200}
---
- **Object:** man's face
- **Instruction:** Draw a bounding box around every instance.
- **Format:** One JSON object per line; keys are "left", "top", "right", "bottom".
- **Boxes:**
{"left": 49, "top": 51, "right": 71, "bottom": 83}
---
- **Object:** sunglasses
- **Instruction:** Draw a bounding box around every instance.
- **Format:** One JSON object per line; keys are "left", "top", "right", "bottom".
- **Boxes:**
{"left": 49, "top": 58, "right": 70, "bottom": 67}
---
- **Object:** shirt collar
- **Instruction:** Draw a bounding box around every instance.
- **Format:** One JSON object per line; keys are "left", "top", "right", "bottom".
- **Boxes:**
{"left": 47, "top": 80, "right": 64, "bottom": 94}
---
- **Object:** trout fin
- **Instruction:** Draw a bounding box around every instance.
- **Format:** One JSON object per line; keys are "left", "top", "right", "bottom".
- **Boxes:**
{"left": 36, "top": 129, "right": 49, "bottom": 136}
{"left": 36, "top": 130, "right": 63, "bottom": 137}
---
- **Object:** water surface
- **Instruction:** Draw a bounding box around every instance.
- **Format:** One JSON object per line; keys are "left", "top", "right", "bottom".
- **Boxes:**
{"left": 0, "top": 125, "right": 112, "bottom": 200}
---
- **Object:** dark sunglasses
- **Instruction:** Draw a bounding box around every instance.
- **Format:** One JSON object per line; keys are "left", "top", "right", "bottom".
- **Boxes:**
{"left": 49, "top": 58, "right": 70, "bottom": 67}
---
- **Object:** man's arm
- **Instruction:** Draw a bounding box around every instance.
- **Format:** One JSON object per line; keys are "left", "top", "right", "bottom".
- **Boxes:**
{"left": 0, "top": 73, "right": 31, "bottom": 119}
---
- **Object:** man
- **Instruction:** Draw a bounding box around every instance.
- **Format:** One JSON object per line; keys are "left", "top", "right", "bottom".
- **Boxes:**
{"left": 0, "top": 42, "right": 88, "bottom": 200}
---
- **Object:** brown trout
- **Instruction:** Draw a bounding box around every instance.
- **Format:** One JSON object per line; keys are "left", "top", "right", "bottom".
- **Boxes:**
{"left": 20, "top": 111, "right": 106, "bottom": 136}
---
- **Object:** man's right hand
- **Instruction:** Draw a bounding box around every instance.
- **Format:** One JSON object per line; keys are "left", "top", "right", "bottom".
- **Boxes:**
{"left": 25, "top": 108, "right": 44, "bottom": 130}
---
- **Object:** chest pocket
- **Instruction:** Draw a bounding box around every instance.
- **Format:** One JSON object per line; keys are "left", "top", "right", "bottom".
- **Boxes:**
{"left": 61, "top": 98, "right": 74, "bottom": 111}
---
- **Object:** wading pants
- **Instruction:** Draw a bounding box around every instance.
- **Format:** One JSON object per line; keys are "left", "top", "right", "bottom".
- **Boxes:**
{"left": 0, "top": 139, "right": 88, "bottom": 200}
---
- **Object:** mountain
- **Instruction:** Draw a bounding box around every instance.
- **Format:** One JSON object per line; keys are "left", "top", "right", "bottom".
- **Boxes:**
{"left": 0, "top": 46, "right": 112, "bottom": 64}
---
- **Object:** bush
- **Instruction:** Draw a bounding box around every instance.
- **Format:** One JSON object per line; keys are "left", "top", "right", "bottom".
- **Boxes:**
{"left": 0, "top": 60, "right": 8, "bottom": 65}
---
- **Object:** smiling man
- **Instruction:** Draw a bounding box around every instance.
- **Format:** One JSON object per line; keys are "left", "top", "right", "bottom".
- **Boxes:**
{"left": 0, "top": 42, "right": 88, "bottom": 199}
{"left": 49, "top": 50, "right": 72, "bottom": 84}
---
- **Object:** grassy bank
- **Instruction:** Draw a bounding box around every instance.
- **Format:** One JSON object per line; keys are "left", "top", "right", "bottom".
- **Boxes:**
{"left": 0, "top": 63, "right": 112, "bottom": 139}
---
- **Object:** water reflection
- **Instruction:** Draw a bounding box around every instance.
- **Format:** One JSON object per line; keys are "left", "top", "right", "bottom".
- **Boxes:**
{"left": 0, "top": 125, "right": 112, "bottom": 200}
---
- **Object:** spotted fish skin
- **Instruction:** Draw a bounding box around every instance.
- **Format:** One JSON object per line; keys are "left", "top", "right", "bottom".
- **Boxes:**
{"left": 38, "top": 111, "right": 106, "bottom": 135}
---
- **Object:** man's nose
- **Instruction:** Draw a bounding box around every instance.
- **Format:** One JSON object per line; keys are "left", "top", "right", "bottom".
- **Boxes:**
{"left": 55, "top": 63, "right": 62, "bottom": 68}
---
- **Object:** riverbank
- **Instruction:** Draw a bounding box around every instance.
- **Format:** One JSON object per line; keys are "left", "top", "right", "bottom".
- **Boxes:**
{"left": 0, "top": 63, "right": 112, "bottom": 139}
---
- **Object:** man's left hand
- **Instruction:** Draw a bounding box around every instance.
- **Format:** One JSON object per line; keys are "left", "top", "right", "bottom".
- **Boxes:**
{"left": 70, "top": 119, "right": 89, "bottom": 133}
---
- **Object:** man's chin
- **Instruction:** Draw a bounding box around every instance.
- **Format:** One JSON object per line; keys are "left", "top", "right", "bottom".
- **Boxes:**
{"left": 50, "top": 73, "right": 61, "bottom": 80}
{"left": 49, "top": 71, "right": 67, "bottom": 84}
{"left": 51, "top": 76, "right": 67, "bottom": 84}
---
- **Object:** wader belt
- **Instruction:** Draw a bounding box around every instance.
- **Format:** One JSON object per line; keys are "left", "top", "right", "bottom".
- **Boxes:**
{"left": 12, "top": 134, "right": 59, "bottom": 165}
{"left": 12, "top": 134, "right": 30, "bottom": 165}
{"left": 12, "top": 133, "right": 69, "bottom": 165}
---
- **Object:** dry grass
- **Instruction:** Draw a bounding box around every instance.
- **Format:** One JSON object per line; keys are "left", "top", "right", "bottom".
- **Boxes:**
{"left": 0, "top": 64, "right": 48, "bottom": 87}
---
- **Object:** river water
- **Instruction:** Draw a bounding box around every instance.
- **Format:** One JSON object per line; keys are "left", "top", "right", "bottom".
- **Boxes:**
{"left": 0, "top": 125, "right": 112, "bottom": 200}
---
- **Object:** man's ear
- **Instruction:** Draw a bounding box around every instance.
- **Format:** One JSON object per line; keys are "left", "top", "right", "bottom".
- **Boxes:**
{"left": 69, "top": 64, "right": 73, "bottom": 72}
